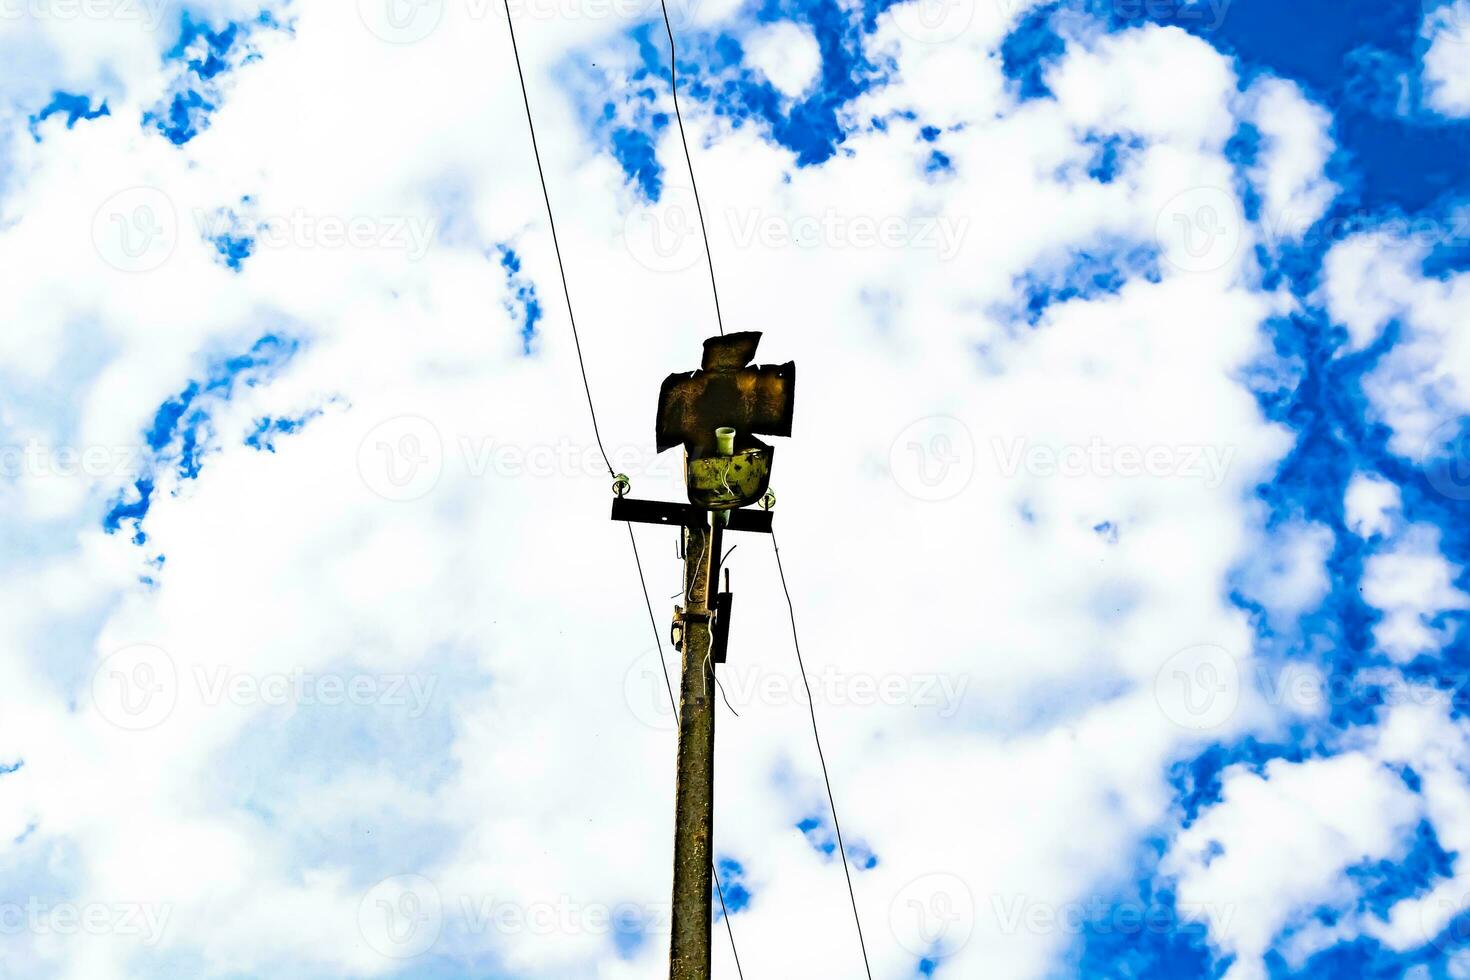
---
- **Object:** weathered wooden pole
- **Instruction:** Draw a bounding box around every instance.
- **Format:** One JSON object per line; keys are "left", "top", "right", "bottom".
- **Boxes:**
{"left": 669, "top": 513, "right": 717, "bottom": 980}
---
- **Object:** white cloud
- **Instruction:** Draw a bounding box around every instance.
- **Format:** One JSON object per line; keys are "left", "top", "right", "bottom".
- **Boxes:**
{"left": 0, "top": 6, "right": 1364, "bottom": 978}
{"left": 1345, "top": 472, "right": 1401, "bottom": 539}
{"left": 743, "top": 22, "right": 822, "bottom": 98}
{"left": 1163, "top": 752, "right": 1421, "bottom": 980}
{"left": 1239, "top": 76, "right": 1338, "bottom": 244}
{"left": 1321, "top": 230, "right": 1470, "bottom": 459}
{"left": 1048, "top": 24, "right": 1239, "bottom": 149}
{"left": 1423, "top": 2, "right": 1470, "bottom": 118}
{"left": 1368, "top": 703, "right": 1470, "bottom": 953}
{"left": 1362, "top": 524, "right": 1470, "bottom": 662}
{"left": 1236, "top": 519, "right": 1334, "bottom": 623}
{"left": 1179, "top": 703, "right": 1470, "bottom": 971}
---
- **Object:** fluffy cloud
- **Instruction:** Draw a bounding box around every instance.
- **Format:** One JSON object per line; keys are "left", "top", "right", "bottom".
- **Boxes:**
{"left": 743, "top": 21, "right": 821, "bottom": 98}
{"left": 1240, "top": 76, "right": 1339, "bottom": 244}
{"left": 1163, "top": 751, "right": 1422, "bottom": 980}
{"left": 1345, "top": 471, "right": 1402, "bottom": 539}
{"left": 0, "top": 1, "right": 1442, "bottom": 978}
{"left": 1362, "top": 524, "right": 1470, "bottom": 663}
{"left": 1423, "top": 2, "right": 1470, "bottom": 118}
{"left": 1322, "top": 230, "right": 1470, "bottom": 459}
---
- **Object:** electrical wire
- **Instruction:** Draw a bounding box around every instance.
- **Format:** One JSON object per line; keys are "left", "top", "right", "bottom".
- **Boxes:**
{"left": 501, "top": 11, "right": 747, "bottom": 972}
{"left": 771, "top": 533, "right": 874, "bottom": 979}
{"left": 501, "top": 0, "right": 614, "bottom": 477}
{"left": 656, "top": 0, "right": 726, "bottom": 337}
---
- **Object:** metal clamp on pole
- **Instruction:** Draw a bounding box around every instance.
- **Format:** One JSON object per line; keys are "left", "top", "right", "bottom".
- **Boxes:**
{"left": 671, "top": 604, "right": 712, "bottom": 653}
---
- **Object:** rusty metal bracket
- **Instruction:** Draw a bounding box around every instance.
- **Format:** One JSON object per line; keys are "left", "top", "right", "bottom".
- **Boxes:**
{"left": 672, "top": 604, "right": 712, "bottom": 653}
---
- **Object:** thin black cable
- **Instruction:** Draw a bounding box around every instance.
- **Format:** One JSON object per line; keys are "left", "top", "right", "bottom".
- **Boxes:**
{"left": 502, "top": 0, "right": 614, "bottom": 476}
{"left": 627, "top": 527, "right": 746, "bottom": 979}
{"left": 503, "top": 8, "right": 744, "bottom": 970}
{"left": 771, "top": 533, "right": 873, "bottom": 979}
{"left": 628, "top": 524, "right": 680, "bottom": 724}
{"left": 713, "top": 871, "right": 745, "bottom": 978}
{"left": 705, "top": 652, "right": 741, "bottom": 718}
{"left": 657, "top": 0, "right": 725, "bottom": 337}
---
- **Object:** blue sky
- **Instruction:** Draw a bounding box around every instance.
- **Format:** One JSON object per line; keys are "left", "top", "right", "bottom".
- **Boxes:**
{"left": 3, "top": 0, "right": 1470, "bottom": 977}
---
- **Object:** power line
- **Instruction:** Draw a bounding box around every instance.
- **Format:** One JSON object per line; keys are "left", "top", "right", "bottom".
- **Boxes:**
{"left": 501, "top": 0, "right": 614, "bottom": 477}
{"left": 647, "top": 17, "right": 871, "bottom": 971}
{"left": 771, "top": 533, "right": 874, "bottom": 979}
{"left": 657, "top": 0, "right": 726, "bottom": 337}
{"left": 501, "top": 6, "right": 745, "bottom": 973}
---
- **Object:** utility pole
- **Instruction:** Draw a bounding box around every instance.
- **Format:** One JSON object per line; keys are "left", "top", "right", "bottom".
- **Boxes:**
{"left": 669, "top": 514, "right": 717, "bottom": 979}
{"left": 611, "top": 331, "right": 795, "bottom": 980}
